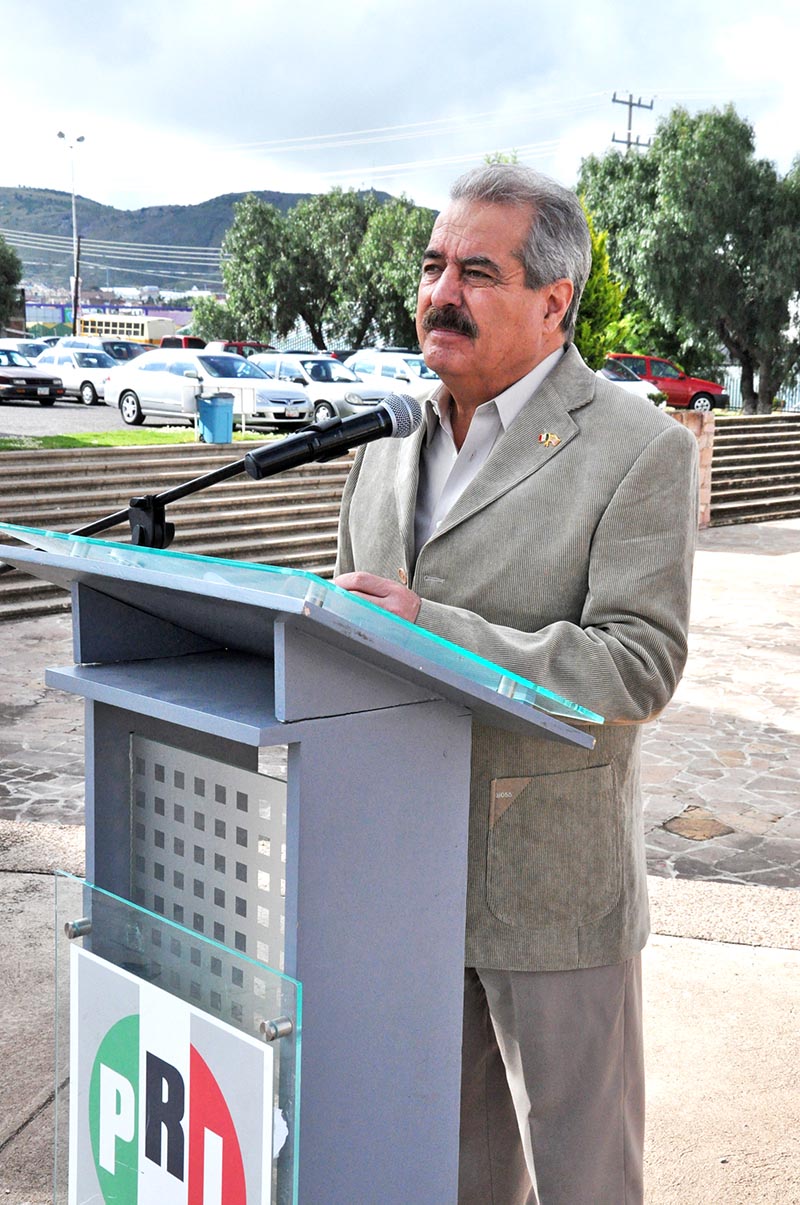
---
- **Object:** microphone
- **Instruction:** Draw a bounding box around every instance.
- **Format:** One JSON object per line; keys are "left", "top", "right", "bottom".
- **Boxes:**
{"left": 244, "top": 393, "right": 422, "bottom": 480}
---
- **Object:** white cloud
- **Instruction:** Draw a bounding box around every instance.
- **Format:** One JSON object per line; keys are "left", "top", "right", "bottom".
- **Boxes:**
{"left": 2, "top": 0, "right": 798, "bottom": 210}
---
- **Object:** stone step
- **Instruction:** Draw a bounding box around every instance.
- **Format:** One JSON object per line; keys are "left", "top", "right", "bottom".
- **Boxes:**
{"left": 708, "top": 506, "right": 800, "bottom": 530}
{"left": 708, "top": 455, "right": 800, "bottom": 474}
{"left": 712, "top": 461, "right": 800, "bottom": 480}
{"left": 711, "top": 480, "right": 800, "bottom": 504}
{"left": 710, "top": 493, "right": 800, "bottom": 525}
{"left": 714, "top": 414, "right": 800, "bottom": 428}
{"left": 713, "top": 435, "right": 800, "bottom": 448}
{"left": 712, "top": 436, "right": 800, "bottom": 453}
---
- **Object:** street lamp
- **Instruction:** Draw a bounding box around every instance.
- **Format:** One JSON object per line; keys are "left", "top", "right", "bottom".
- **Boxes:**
{"left": 57, "top": 130, "right": 85, "bottom": 334}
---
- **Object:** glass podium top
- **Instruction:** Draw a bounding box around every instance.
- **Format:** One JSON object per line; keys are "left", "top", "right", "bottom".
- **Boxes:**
{"left": 0, "top": 522, "right": 603, "bottom": 724}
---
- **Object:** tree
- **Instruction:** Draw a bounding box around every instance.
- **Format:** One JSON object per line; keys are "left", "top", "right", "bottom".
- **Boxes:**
{"left": 573, "top": 204, "right": 624, "bottom": 369}
{"left": 580, "top": 106, "right": 800, "bottom": 412}
{"left": 190, "top": 295, "right": 246, "bottom": 342}
{"left": 220, "top": 194, "right": 284, "bottom": 341}
{"left": 216, "top": 188, "right": 433, "bottom": 351}
{"left": 0, "top": 237, "right": 23, "bottom": 332}
{"left": 273, "top": 189, "right": 379, "bottom": 349}
{"left": 484, "top": 150, "right": 519, "bottom": 165}
{"left": 348, "top": 197, "right": 435, "bottom": 348}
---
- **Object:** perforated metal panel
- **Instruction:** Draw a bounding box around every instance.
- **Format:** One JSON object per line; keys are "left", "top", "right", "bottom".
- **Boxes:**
{"left": 130, "top": 735, "right": 288, "bottom": 1026}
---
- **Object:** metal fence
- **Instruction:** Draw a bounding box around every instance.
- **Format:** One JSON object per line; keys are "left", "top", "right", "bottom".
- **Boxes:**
{"left": 722, "top": 366, "right": 800, "bottom": 412}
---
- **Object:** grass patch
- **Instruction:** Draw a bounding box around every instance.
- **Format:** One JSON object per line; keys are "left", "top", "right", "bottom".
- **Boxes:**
{"left": 0, "top": 428, "right": 279, "bottom": 452}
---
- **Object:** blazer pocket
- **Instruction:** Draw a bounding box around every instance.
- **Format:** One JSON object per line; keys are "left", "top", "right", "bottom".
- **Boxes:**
{"left": 486, "top": 764, "right": 621, "bottom": 926}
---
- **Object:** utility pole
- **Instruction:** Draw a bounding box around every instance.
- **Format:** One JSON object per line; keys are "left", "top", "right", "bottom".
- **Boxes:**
{"left": 611, "top": 92, "right": 654, "bottom": 152}
{"left": 57, "top": 130, "right": 85, "bottom": 333}
{"left": 72, "top": 235, "right": 82, "bottom": 336}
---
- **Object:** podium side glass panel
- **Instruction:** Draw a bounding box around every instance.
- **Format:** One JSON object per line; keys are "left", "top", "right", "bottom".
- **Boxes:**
{"left": 54, "top": 872, "right": 301, "bottom": 1205}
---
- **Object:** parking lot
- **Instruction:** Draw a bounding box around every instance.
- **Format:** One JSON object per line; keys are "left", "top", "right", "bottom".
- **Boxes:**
{"left": 0, "top": 396, "right": 127, "bottom": 438}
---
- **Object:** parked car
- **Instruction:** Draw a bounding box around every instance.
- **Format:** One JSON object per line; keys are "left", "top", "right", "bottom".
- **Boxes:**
{"left": 0, "top": 348, "right": 65, "bottom": 406}
{"left": 344, "top": 348, "right": 439, "bottom": 402}
{"left": 204, "top": 340, "right": 274, "bottom": 358}
{"left": 607, "top": 353, "right": 728, "bottom": 411}
{"left": 0, "top": 337, "right": 50, "bottom": 360}
{"left": 35, "top": 347, "right": 118, "bottom": 405}
{"left": 51, "top": 336, "right": 148, "bottom": 362}
{"left": 250, "top": 352, "right": 391, "bottom": 421}
{"left": 103, "top": 348, "right": 313, "bottom": 430}
{"left": 597, "top": 358, "right": 664, "bottom": 403}
{"left": 160, "top": 335, "right": 206, "bottom": 349}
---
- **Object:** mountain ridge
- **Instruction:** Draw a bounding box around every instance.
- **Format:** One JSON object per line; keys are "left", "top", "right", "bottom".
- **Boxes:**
{"left": 0, "top": 185, "right": 394, "bottom": 288}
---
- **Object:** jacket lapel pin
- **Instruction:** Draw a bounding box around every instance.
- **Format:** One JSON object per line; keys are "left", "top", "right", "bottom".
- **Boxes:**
{"left": 538, "top": 432, "right": 561, "bottom": 448}
{"left": 397, "top": 568, "right": 408, "bottom": 585}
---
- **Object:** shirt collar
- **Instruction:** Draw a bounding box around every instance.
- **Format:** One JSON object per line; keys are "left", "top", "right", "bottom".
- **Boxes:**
{"left": 423, "top": 345, "right": 566, "bottom": 444}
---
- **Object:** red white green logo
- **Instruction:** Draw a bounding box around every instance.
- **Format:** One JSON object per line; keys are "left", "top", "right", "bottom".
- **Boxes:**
{"left": 71, "top": 946, "right": 274, "bottom": 1203}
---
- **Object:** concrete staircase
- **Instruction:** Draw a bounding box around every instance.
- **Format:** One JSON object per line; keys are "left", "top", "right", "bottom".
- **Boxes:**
{"left": 0, "top": 444, "right": 352, "bottom": 622}
{"left": 710, "top": 413, "right": 800, "bottom": 526}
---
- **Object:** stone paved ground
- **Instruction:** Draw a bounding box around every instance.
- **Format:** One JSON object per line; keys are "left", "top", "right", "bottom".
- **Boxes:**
{"left": 1, "top": 517, "right": 799, "bottom": 887}
{"left": 642, "top": 519, "right": 800, "bottom": 887}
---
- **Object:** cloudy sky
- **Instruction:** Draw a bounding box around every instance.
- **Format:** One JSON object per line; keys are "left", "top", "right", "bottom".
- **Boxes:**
{"left": 3, "top": 0, "right": 799, "bottom": 214}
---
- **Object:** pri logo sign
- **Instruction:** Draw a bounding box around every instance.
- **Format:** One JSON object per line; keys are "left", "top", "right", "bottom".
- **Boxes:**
{"left": 70, "top": 946, "right": 274, "bottom": 1204}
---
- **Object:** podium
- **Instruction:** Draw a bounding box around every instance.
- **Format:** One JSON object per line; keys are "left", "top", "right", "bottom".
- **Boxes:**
{"left": 0, "top": 523, "right": 600, "bottom": 1205}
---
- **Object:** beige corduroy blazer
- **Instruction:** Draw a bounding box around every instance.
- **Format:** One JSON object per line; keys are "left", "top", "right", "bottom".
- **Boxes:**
{"left": 336, "top": 345, "right": 698, "bottom": 972}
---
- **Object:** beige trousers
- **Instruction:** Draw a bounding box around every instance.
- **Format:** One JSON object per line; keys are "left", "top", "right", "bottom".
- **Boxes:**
{"left": 458, "top": 958, "right": 644, "bottom": 1205}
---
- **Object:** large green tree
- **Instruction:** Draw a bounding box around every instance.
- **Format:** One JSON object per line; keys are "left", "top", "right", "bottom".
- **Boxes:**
{"left": 220, "top": 193, "right": 284, "bottom": 341}
{"left": 579, "top": 105, "right": 800, "bottom": 412}
{"left": 274, "top": 188, "right": 379, "bottom": 348}
{"left": 348, "top": 197, "right": 435, "bottom": 348}
{"left": 0, "top": 237, "right": 23, "bottom": 332}
{"left": 210, "top": 188, "right": 433, "bottom": 351}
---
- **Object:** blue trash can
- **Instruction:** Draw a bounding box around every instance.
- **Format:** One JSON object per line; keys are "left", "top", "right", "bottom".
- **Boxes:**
{"left": 196, "top": 393, "right": 234, "bottom": 443}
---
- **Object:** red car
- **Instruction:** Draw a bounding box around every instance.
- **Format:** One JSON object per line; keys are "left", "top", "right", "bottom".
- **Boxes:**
{"left": 608, "top": 354, "right": 728, "bottom": 412}
{"left": 0, "top": 348, "right": 66, "bottom": 406}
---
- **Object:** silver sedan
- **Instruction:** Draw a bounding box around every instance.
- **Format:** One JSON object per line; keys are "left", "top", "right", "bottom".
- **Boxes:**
{"left": 104, "top": 349, "right": 313, "bottom": 430}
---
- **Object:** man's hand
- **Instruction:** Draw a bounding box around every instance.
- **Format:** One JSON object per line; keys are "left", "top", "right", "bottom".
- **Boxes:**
{"left": 333, "top": 571, "right": 422, "bottom": 623}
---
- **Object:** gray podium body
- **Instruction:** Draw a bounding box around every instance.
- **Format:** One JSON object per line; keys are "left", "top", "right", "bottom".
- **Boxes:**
{"left": 0, "top": 528, "right": 596, "bottom": 1205}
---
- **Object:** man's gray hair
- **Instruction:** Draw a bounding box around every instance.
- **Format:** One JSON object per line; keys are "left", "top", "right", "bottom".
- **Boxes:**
{"left": 450, "top": 164, "right": 591, "bottom": 342}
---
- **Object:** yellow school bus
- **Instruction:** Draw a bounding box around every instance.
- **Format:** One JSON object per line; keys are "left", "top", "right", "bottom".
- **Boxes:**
{"left": 78, "top": 314, "right": 177, "bottom": 344}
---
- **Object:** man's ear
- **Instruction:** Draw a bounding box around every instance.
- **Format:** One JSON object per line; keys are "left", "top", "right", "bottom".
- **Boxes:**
{"left": 543, "top": 279, "right": 574, "bottom": 332}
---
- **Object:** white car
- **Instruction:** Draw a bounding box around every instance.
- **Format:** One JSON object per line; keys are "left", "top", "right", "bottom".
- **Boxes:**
{"left": 103, "top": 348, "right": 313, "bottom": 430}
{"left": 250, "top": 352, "right": 392, "bottom": 422}
{"left": 36, "top": 346, "right": 118, "bottom": 405}
{"left": 597, "top": 358, "right": 664, "bottom": 403}
{"left": 0, "top": 336, "right": 50, "bottom": 360}
{"left": 345, "top": 349, "right": 439, "bottom": 403}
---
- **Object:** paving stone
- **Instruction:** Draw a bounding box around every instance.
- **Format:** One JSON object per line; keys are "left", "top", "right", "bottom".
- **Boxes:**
{"left": 663, "top": 806, "right": 735, "bottom": 841}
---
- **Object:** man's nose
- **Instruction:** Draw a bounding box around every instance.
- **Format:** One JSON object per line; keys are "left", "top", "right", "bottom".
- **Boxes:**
{"left": 429, "top": 264, "right": 463, "bottom": 308}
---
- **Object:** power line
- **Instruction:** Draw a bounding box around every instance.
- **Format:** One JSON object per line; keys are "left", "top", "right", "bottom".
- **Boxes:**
{"left": 226, "top": 92, "right": 609, "bottom": 153}
{"left": 0, "top": 226, "right": 221, "bottom": 262}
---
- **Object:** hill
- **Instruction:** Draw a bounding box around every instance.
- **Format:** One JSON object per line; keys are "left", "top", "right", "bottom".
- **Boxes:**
{"left": 0, "top": 186, "right": 393, "bottom": 289}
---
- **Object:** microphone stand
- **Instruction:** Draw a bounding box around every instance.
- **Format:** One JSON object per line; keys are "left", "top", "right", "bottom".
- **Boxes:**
{"left": 73, "top": 452, "right": 252, "bottom": 549}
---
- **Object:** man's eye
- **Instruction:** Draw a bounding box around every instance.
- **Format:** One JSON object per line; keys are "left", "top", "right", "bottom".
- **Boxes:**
{"left": 421, "top": 262, "right": 441, "bottom": 277}
{"left": 464, "top": 268, "right": 491, "bottom": 282}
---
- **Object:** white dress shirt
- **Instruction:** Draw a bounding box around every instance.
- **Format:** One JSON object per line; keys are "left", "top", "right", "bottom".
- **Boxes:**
{"left": 414, "top": 347, "right": 564, "bottom": 559}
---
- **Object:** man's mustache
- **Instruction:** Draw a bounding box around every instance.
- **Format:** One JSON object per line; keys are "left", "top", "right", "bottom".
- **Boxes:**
{"left": 421, "top": 305, "right": 479, "bottom": 339}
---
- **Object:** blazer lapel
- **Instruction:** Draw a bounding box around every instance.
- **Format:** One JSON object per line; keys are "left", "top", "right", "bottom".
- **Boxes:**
{"left": 428, "top": 346, "right": 596, "bottom": 541}
{"left": 394, "top": 421, "right": 427, "bottom": 566}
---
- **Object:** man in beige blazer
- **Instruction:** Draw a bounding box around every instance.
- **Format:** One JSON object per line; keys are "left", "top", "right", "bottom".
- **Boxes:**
{"left": 335, "top": 164, "right": 698, "bottom": 1204}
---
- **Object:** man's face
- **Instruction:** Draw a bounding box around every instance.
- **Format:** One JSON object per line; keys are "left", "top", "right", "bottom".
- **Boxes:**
{"left": 416, "top": 200, "right": 571, "bottom": 406}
